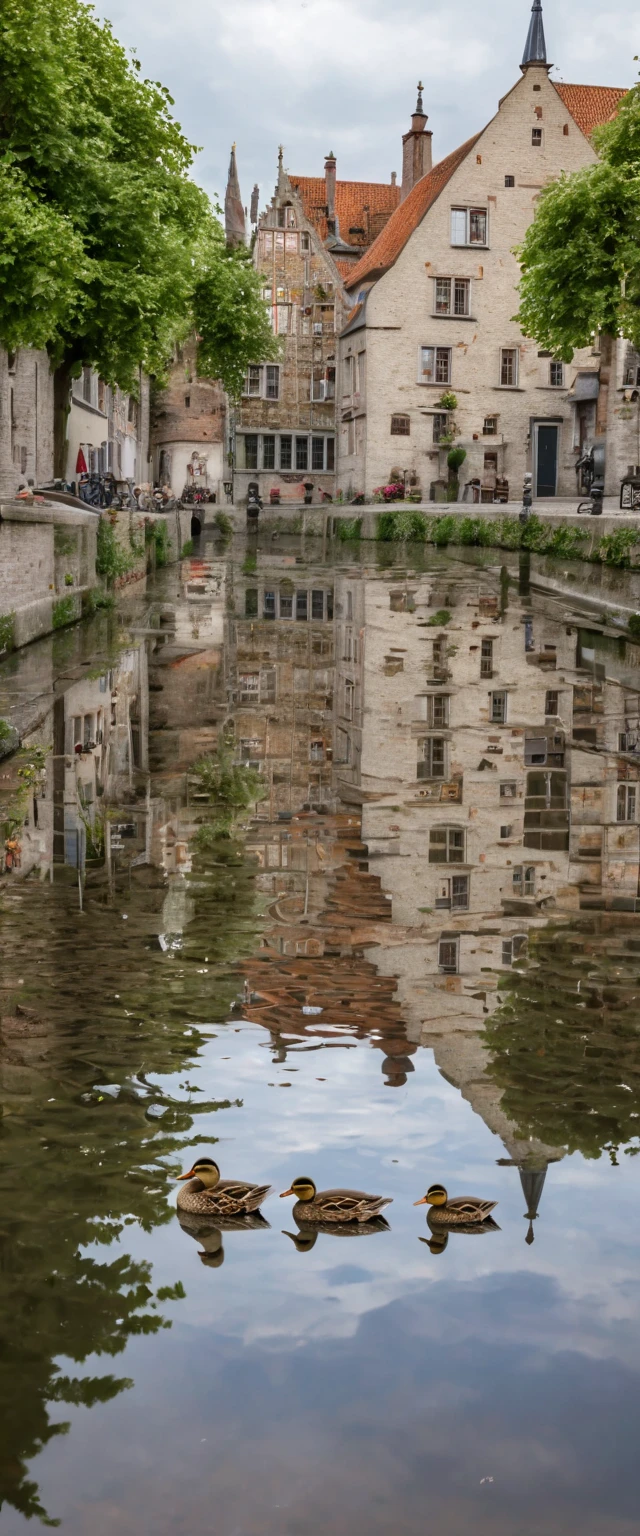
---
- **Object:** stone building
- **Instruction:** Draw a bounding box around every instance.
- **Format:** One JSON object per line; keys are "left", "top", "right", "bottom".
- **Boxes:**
{"left": 0, "top": 347, "right": 55, "bottom": 496}
{"left": 67, "top": 367, "right": 151, "bottom": 488}
{"left": 150, "top": 336, "right": 227, "bottom": 511}
{"left": 337, "top": 1, "right": 627, "bottom": 502}
{"left": 232, "top": 146, "right": 400, "bottom": 506}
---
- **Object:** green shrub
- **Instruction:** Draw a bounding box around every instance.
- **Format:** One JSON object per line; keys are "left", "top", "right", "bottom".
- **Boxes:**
{"left": 52, "top": 595, "right": 76, "bottom": 629}
{"left": 0, "top": 612, "right": 16, "bottom": 654}
{"left": 82, "top": 587, "right": 115, "bottom": 617}
{"left": 427, "top": 609, "right": 452, "bottom": 626}
{"left": 242, "top": 551, "right": 257, "bottom": 574}
{"left": 593, "top": 528, "right": 640, "bottom": 568}
{"left": 457, "top": 516, "right": 493, "bottom": 546}
{"left": 213, "top": 510, "right": 233, "bottom": 539}
{"left": 432, "top": 515, "right": 457, "bottom": 546}
{"left": 64, "top": 571, "right": 74, "bottom": 586}
{"left": 180, "top": 538, "right": 194, "bottom": 558}
{"left": 97, "top": 516, "right": 135, "bottom": 583}
{"left": 336, "top": 516, "right": 362, "bottom": 541}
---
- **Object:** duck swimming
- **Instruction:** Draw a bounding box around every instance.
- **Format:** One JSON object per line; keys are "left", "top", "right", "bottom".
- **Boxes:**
{"left": 280, "top": 1176, "right": 392, "bottom": 1225}
{"left": 177, "top": 1157, "right": 271, "bottom": 1217}
{"left": 414, "top": 1184, "right": 498, "bottom": 1226}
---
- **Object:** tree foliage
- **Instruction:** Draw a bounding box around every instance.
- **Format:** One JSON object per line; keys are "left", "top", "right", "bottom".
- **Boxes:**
{"left": 0, "top": 0, "right": 277, "bottom": 392}
{"left": 516, "top": 80, "right": 640, "bottom": 357}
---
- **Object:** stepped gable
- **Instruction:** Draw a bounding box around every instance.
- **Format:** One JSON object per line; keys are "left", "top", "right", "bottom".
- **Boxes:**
{"left": 345, "top": 135, "right": 482, "bottom": 290}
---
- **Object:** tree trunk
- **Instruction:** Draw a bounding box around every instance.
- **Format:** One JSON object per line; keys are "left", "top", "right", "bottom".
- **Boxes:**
{"left": 53, "top": 361, "right": 73, "bottom": 480}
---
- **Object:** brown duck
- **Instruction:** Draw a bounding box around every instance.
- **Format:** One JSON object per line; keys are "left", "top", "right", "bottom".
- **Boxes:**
{"left": 414, "top": 1183, "right": 498, "bottom": 1226}
{"left": 177, "top": 1157, "right": 271, "bottom": 1217}
{"left": 280, "top": 1176, "right": 392, "bottom": 1225}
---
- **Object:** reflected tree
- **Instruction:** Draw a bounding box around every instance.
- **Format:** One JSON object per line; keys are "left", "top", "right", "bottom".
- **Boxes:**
{"left": 483, "top": 920, "right": 640, "bottom": 1163}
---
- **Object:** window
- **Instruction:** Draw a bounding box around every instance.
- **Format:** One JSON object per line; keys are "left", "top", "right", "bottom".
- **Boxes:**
{"left": 296, "top": 437, "right": 309, "bottom": 472}
{"left": 301, "top": 232, "right": 310, "bottom": 252}
{"left": 500, "top": 348, "right": 518, "bottom": 387}
{"left": 438, "top": 938, "right": 459, "bottom": 974}
{"left": 513, "top": 865, "right": 535, "bottom": 896}
{"left": 344, "top": 679, "right": 355, "bottom": 720}
{"left": 490, "top": 690, "right": 507, "bottom": 724}
{"left": 239, "top": 672, "right": 260, "bottom": 702}
{"left": 500, "top": 824, "right": 513, "bottom": 840}
{"left": 433, "top": 413, "right": 449, "bottom": 444}
{"left": 391, "top": 415, "right": 410, "bottom": 435}
{"left": 532, "top": 128, "right": 543, "bottom": 146}
{"left": 426, "top": 695, "right": 450, "bottom": 727}
{"left": 336, "top": 728, "right": 351, "bottom": 764}
{"left": 296, "top": 591, "right": 308, "bottom": 621}
{"left": 502, "top": 935, "right": 527, "bottom": 966}
{"left": 505, "top": 175, "right": 515, "bottom": 187}
{"left": 239, "top": 738, "right": 262, "bottom": 763}
{"left": 280, "top": 436, "right": 292, "bottom": 470}
{"left": 265, "top": 365, "right": 280, "bottom": 400}
{"left": 525, "top": 737, "right": 547, "bottom": 766}
{"left": 500, "top": 781, "right": 517, "bottom": 799}
{"left": 244, "top": 365, "right": 262, "bottom": 397}
{"left": 434, "top": 277, "right": 470, "bottom": 316}
{"left": 419, "top": 346, "right": 451, "bottom": 385}
{"left": 262, "top": 436, "right": 276, "bottom": 470}
{"left": 245, "top": 588, "right": 258, "bottom": 618}
{"left": 617, "top": 783, "right": 637, "bottom": 823}
{"left": 312, "top": 437, "right": 325, "bottom": 471}
{"left": 184, "top": 395, "right": 190, "bottom": 409}
{"left": 430, "top": 827, "right": 465, "bottom": 864}
{"left": 450, "top": 207, "right": 487, "bottom": 246}
{"left": 311, "top": 590, "right": 325, "bottom": 620}
{"left": 326, "top": 438, "right": 335, "bottom": 471}
{"left": 309, "top": 739, "right": 325, "bottom": 763}
{"left": 81, "top": 366, "right": 93, "bottom": 404}
{"left": 418, "top": 737, "right": 446, "bottom": 779}
{"left": 285, "top": 232, "right": 298, "bottom": 252}
{"left": 483, "top": 416, "right": 498, "bottom": 436}
{"left": 263, "top": 591, "right": 276, "bottom": 620}
{"left": 545, "top": 690, "right": 559, "bottom": 717}
{"left": 244, "top": 435, "right": 258, "bottom": 471}
{"left": 524, "top": 617, "right": 534, "bottom": 652}
{"left": 435, "top": 875, "right": 469, "bottom": 911}
{"left": 549, "top": 361, "right": 564, "bottom": 387}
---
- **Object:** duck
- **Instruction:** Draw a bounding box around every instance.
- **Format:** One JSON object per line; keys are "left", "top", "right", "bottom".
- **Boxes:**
{"left": 414, "top": 1184, "right": 498, "bottom": 1227}
{"left": 280, "top": 1176, "right": 392, "bottom": 1225}
{"left": 177, "top": 1156, "right": 271, "bottom": 1217}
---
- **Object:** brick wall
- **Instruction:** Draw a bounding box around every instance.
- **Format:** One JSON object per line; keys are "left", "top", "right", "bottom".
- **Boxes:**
{"left": 0, "top": 348, "right": 54, "bottom": 497}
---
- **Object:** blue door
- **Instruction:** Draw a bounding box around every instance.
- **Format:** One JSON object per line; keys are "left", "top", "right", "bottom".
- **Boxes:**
{"left": 535, "top": 424, "right": 558, "bottom": 498}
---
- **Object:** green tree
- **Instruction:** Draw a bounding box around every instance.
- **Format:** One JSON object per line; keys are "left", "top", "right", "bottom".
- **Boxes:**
{"left": 516, "top": 80, "right": 640, "bottom": 358}
{"left": 0, "top": 0, "right": 277, "bottom": 470}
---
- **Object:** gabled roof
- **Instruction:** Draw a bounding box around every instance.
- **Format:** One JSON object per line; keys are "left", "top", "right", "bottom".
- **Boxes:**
{"left": 345, "top": 133, "right": 482, "bottom": 290}
{"left": 553, "top": 83, "right": 627, "bottom": 138}
{"left": 289, "top": 176, "right": 400, "bottom": 250}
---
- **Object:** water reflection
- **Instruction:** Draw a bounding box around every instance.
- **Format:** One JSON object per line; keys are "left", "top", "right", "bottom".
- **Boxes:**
{"left": 2, "top": 535, "right": 640, "bottom": 1533}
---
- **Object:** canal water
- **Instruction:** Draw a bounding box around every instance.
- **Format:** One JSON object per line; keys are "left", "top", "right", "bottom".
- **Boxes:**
{"left": 2, "top": 533, "right": 640, "bottom": 1536}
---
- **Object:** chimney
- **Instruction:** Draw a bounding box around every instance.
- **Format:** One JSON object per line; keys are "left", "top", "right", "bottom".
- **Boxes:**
{"left": 391, "top": 171, "right": 397, "bottom": 187}
{"left": 325, "top": 151, "right": 337, "bottom": 231}
{"left": 401, "top": 83, "right": 433, "bottom": 202}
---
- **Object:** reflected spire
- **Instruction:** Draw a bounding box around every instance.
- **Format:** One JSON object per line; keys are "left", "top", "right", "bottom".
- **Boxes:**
{"left": 519, "top": 1164, "right": 548, "bottom": 1244}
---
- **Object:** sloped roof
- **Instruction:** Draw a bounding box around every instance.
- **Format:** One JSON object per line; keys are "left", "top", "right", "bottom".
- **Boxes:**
{"left": 290, "top": 175, "right": 400, "bottom": 250}
{"left": 345, "top": 133, "right": 482, "bottom": 290}
{"left": 333, "top": 257, "right": 360, "bottom": 280}
{"left": 554, "top": 83, "right": 627, "bottom": 138}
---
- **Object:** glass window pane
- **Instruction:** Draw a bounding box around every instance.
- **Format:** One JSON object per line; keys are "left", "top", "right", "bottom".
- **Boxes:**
{"left": 311, "top": 437, "right": 325, "bottom": 471}
{"left": 454, "top": 279, "right": 469, "bottom": 316}
{"left": 263, "top": 591, "right": 276, "bottom": 619}
{"left": 296, "top": 591, "right": 308, "bottom": 620}
{"left": 279, "top": 592, "right": 293, "bottom": 618}
{"left": 450, "top": 208, "right": 467, "bottom": 245}
{"left": 245, "top": 589, "right": 258, "bottom": 617}
{"left": 311, "top": 590, "right": 324, "bottom": 619}
{"left": 419, "top": 346, "right": 435, "bottom": 383}
{"left": 435, "top": 278, "right": 451, "bottom": 314}
{"left": 244, "top": 435, "right": 258, "bottom": 470}
{"left": 265, "top": 366, "right": 279, "bottom": 399}
{"left": 296, "top": 437, "right": 309, "bottom": 471}
{"left": 469, "top": 209, "right": 487, "bottom": 244}
{"left": 262, "top": 436, "right": 275, "bottom": 469}
{"left": 326, "top": 438, "right": 335, "bottom": 471}
{"left": 435, "top": 348, "right": 451, "bottom": 383}
{"left": 279, "top": 436, "right": 292, "bottom": 469}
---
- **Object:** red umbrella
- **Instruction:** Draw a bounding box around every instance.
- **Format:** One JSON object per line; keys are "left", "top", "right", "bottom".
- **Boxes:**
{"left": 76, "top": 448, "right": 88, "bottom": 474}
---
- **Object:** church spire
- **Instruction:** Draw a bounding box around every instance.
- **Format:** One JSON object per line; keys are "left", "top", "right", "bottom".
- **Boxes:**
{"left": 224, "top": 143, "right": 246, "bottom": 249}
{"left": 521, "top": 0, "right": 548, "bottom": 69}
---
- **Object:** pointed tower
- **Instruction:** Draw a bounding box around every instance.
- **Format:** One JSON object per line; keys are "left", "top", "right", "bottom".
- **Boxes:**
{"left": 521, "top": 0, "right": 549, "bottom": 70}
{"left": 225, "top": 144, "right": 246, "bottom": 249}
{"left": 519, "top": 1164, "right": 548, "bottom": 1245}
{"left": 401, "top": 83, "right": 433, "bottom": 202}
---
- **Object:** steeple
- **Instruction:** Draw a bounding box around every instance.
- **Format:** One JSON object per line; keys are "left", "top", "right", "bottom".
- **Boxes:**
{"left": 224, "top": 144, "right": 246, "bottom": 248}
{"left": 519, "top": 1164, "right": 548, "bottom": 1245}
{"left": 521, "top": 0, "right": 548, "bottom": 70}
{"left": 401, "top": 81, "right": 432, "bottom": 202}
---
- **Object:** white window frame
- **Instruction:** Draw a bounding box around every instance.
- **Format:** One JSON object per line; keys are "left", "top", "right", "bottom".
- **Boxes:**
{"left": 617, "top": 783, "right": 637, "bottom": 823}
{"left": 450, "top": 207, "right": 488, "bottom": 247}
{"left": 418, "top": 346, "right": 452, "bottom": 386}
{"left": 500, "top": 349, "right": 519, "bottom": 388}
{"left": 426, "top": 694, "right": 450, "bottom": 728}
{"left": 433, "top": 277, "right": 471, "bottom": 317}
{"left": 549, "top": 361, "right": 564, "bottom": 388}
{"left": 417, "top": 736, "right": 447, "bottom": 780}
{"left": 429, "top": 827, "right": 465, "bottom": 864}
{"left": 265, "top": 365, "right": 280, "bottom": 400}
{"left": 490, "top": 690, "right": 508, "bottom": 724}
{"left": 438, "top": 936, "right": 459, "bottom": 974}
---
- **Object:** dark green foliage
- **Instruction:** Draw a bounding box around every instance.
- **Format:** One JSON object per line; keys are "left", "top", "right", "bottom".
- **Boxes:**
{"left": 427, "top": 609, "right": 452, "bottom": 626}
{"left": 457, "top": 516, "right": 494, "bottom": 546}
{"left": 0, "top": 612, "right": 16, "bottom": 653}
{"left": 336, "top": 516, "right": 362, "bottom": 542}
{"left": 627, "top": 613, "right": 640, "bottom": 638}
{"left": 180, "top": 538, "right": 194, "bottom": 558}
{"left": 81, "top": 587, "right": 115, "bottom": 617}
{"left": 213, "top": 510, "right": 233, "bottom": 540}
{"left": 593, "top": 528, "right": 639, "bottom": 568}
{"left": 484, "top": 922, "right": 640, "bottom": 1162}
{"left": 432, "top": 515, "right": 457, "bottom": 546}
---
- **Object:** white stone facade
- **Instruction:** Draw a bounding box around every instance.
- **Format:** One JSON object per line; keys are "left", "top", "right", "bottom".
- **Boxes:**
{"left": 338, "top": 65, "right": 615, "bottom": 504}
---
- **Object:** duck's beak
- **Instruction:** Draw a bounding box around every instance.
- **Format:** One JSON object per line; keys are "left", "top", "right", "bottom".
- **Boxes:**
{"left": 177, "top": 1169, "right": 197, "bottom": 1181}
{"left": 413, "top": 1195, "right": 429, "bottom": 1205}
{"left": 279, "top": 1187, "right": 294, "bottom": 1198}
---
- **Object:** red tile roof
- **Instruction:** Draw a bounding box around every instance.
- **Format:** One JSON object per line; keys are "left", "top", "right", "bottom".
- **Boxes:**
{"left": 553, "top": 83, "right": 627, "bottom": 137}
{"left": 333, "top": 257, "right": 360, "bottom": 281}
{"left": 344, "top": 133, "right": 482, "bottom": 290}
{"left": 290, "top": 175, "right": 400, "bottom": 249}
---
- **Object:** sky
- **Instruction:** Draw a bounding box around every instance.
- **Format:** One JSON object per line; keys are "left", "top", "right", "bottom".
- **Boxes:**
{"left": 97, "top": 0, "right": 638, "bottom": 214}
